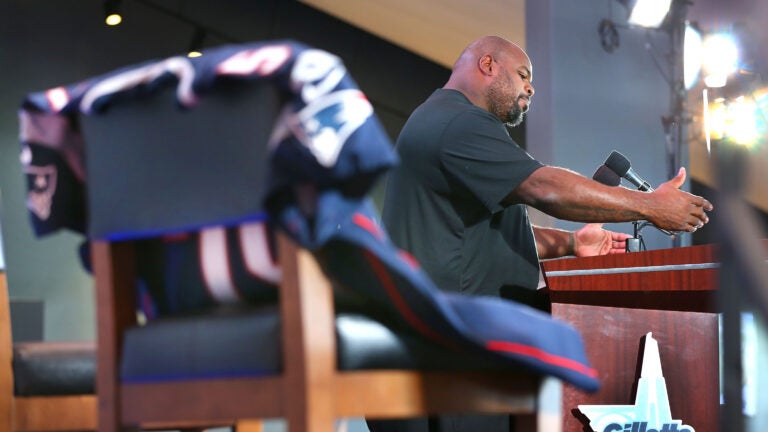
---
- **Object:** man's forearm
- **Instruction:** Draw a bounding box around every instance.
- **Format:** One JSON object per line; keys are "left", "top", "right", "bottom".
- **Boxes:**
{"left": 511, "top": 166, "right": 645, "bottom": 223}
{"left": 507, "top": 165, "right": 710, "bottom": 233}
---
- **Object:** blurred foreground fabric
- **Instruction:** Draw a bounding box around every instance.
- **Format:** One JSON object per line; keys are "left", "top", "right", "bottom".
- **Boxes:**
{"left": 18, "top": 39, "right": 599, "bottom": 391}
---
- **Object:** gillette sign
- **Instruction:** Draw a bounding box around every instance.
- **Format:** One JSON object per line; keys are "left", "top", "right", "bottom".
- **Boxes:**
{"left": 601, "top": 422, "right": 692, "bottom": 432}
{"left": 578, "top": 333, "right": 696, "bottom": 432}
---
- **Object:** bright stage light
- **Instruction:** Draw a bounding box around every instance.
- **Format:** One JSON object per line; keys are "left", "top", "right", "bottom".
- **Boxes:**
{"left": 683, "top": 22, "right": 703, "bottom": 89}
{"left": 701, "top": 33, "right": 740, "bottom": 88}
{"left": 707, "top": 95, "right": 760, "bottom": 147}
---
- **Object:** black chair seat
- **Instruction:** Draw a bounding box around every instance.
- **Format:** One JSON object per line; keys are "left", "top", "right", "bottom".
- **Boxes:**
{"left": 120, "top": 304, "right": 510, "bottom": 383}
{"left": 13, "top": 341, "right": 95, "bottom": 396}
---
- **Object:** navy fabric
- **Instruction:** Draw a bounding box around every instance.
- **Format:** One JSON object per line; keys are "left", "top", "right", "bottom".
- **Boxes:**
{"left": 120, "top": 306, "right": 517, "bottom": 383}
{"left": 132, "top": 222, "right": 280, "bottom": 316}
{"left": 18, "top": 39, "right": 393, "bottom": 314}
{"left": 276, "top": 191, "right": 599, "bottom": 391}
{"left": 18, "top": 40, "right": 599, "bottom": 392}
{"left": 18, "top": 39, "right": 396, "bottom": 238}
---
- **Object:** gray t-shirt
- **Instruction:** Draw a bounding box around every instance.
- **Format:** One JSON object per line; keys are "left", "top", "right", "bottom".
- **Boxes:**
{"left": 382, "top": 89, "right": 544, "bottom": 297}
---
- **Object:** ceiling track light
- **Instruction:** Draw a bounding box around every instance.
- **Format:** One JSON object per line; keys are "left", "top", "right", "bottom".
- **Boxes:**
{"left": 599, "top": 0, "right": 680, "bottom": 54}
{"left": 187, "top": 27, "right": 207, "bottom": 58}
{"left": 104, "top": 0, "right": 123, "bottom": 26}
{"left": 617, "top": 0, "right": 673, "bottom": 29}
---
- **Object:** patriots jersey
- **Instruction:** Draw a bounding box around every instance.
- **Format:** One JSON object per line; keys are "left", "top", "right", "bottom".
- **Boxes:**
{"left": 18, "top": 40, "right": 395, "bottom": 316}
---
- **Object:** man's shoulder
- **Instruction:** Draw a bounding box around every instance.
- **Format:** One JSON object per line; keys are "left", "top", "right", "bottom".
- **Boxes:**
{"left": 419, "top": 89, "right": 498, "bottom": 126}
{"left": 425, "top": 89, "right": 475, "bottom": 110}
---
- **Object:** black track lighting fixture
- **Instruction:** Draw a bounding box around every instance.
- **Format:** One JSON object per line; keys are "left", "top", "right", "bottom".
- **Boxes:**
{"left": 187, "top": 27, "right": 207, "bottom": 58}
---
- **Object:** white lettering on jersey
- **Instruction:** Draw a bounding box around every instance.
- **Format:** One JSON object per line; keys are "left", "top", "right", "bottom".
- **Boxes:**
{"left": 216, "top": 45, "right": 292, "bottom": 77}
{"left": 199, "top": 226, "right": 240, "bottom": 303}
{"left": 238, "top": 222, "right": 281, "bottom": 284}
{"left": 45, "top": 87, "right": 70, "bottom": 112}
{"left": 80, "top": 56, "right": 198, "bottom": 113}
{"left": 292, "top": 90, "right": 373, "bottom": 167}
{"left": 291, "top": 49, "right": 346, "bottom": 104}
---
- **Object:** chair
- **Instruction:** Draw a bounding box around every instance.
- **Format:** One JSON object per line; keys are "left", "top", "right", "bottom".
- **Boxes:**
{"left": 0, "top": 270, "right": 260, "bottom": 432}
{"left": 93, "top": 234, "right": 561, "bottom": 432}
{"left": 18, "top": 41, "right": 592, "bottom": 432}
{"left": 0, "top": 270, "right": 97, "bottom": 432}
{"left": 82, "top": 79, "right": 562, "bottom": 428}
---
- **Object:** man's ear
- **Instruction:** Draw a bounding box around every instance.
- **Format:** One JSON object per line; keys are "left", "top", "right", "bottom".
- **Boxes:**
{"left": 478, "top": 54, "right": 494, "bottom": 76}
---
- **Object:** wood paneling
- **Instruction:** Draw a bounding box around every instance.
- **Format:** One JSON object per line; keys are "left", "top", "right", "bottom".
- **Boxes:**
{"left": 542, "top": 243, "right": 739, "bottom": 432}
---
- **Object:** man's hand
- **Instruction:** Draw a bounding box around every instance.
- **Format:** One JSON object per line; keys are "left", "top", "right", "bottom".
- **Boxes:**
{"left": 648, "top": 167, "right": 713, "bottom": 232}
{"left": 574, "top": 223, "right": 632, "bottom": 256}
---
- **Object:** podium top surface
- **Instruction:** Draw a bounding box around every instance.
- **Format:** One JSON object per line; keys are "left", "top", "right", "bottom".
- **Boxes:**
{"left": 541, "top": 241, "right": 768, "bottom": 312}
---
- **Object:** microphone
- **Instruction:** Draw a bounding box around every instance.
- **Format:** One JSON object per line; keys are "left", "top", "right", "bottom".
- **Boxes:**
{"left": 599, "top": 150, "right": 677, "bottom": 240}
{"left": 604, "top": 151, "right": 653, "bottom": 192}
{"left": 592, "top": 164, "right": 621, "bottom": 186}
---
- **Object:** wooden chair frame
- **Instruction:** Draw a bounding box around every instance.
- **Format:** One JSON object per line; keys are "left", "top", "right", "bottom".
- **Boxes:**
{"left": 94, "top": 233, "right": 562, "bottom": 432}
{"left": 0, "top": 270, "right": 97, "bottom": 432}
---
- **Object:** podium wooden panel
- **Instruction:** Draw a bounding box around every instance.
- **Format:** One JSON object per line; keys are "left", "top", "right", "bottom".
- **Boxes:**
{"left": 540, "top": 242, "right": 752, "bottom": 432}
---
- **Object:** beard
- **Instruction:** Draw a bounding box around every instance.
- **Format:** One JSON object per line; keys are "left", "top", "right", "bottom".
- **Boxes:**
{"left": 504, "top": 100, "right": 526, "bottom": 128}
{"left": 486, "top": 77, "right": 527, "bottom": 128}
{"left": 488, "top": 95, "right": 525, "bottom": 128}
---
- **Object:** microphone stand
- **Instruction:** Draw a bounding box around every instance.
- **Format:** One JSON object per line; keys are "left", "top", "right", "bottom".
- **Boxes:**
{"left": 626, "top": 221, "right": 643, "bottom": 252}
{"left": 626, "top": 221, "right": 676, "bottom": 253}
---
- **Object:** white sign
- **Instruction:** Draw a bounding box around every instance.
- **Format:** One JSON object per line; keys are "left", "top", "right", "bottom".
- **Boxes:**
{"left": 578, "top": 332, "right": 696, "bottom": 432}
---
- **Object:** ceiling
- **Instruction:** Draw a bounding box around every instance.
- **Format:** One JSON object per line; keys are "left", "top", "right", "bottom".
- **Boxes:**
{"left": 299, "top": 0, "right": 527, "bottom": 69}
{"left": 299, "top": 0, "right": 768, "bottom": 72}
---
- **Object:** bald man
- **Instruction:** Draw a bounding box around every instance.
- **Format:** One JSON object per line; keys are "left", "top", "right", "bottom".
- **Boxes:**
{"left": 368, "top": 36, "right": 712, "bottom": 432}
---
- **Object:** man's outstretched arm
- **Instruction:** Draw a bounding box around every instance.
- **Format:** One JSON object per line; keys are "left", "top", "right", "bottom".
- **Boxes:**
{"left": 506, "top": 166, "right": 712, "bottom": 233}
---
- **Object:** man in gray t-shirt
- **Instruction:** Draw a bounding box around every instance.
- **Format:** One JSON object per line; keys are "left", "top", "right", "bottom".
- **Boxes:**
{"left": 383, "top": 88, "right": 543, "bottom": 296}
{"left": 369, "top": 35, "right": 712, "bottom": 432}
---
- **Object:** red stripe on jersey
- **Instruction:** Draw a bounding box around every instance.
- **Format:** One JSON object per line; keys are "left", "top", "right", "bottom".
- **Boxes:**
{"left": 486, "top": 340, "right": 598, "bottom": 378}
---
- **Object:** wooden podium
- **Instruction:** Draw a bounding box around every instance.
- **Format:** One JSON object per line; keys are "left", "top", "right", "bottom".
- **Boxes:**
{"left": 541, "top": 243, "right": 723, "bottom": 432}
